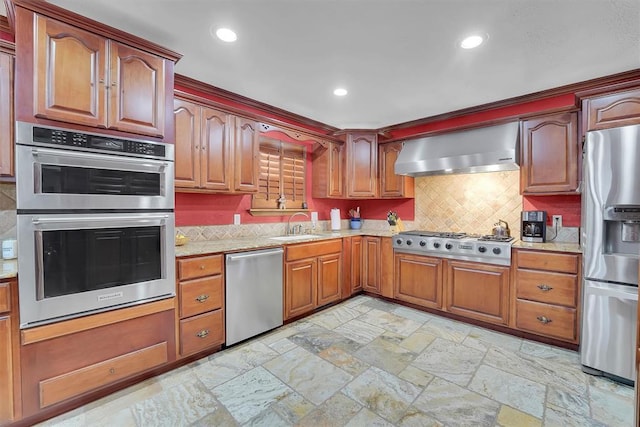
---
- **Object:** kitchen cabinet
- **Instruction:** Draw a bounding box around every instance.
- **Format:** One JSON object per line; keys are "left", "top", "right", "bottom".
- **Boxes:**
{"left": 312, "top": 141, "right": 345, "bottom": 198}
{"left": 176, "top": 254, "right": 225, "bottom": 357}
{"left": 445, "top": 260, "right": 510, "bottom": 326}
{"left": 174, "top": 96, "right": 259, "bottom": 193}
{"left": 513, "top": 249, "right": 581, "bottom": 343}
{"left": 346, "top": 132, "right": 378, "bottom": 198}
{"left": 520, "top": 112, "right": 579, "bottom": 194}
{"left": 14, "top": 4, "right": 179, "bottom": 141}
{"left": 20, "top": 300, "right": 175, "bottom": 418}
{"left": 0, "top": 280, "right": 18, "bottom": 424}
{"left": 0, "top": 49, "right": 14, "bottom": 179}
{"left": 284, "top": 239, "right": 342, "bottom": 320}
{"left": 362, "top": 236, "right": 381, "bottom": 294}
{"left": 394, "top": 253, "right": 444, "bottom": 310}
{"left": 341, "top": 236, "right": 363, "bottom": 298}
{"left": 583, "top": 87, "right": 640, "bottom": 131}
{"left": 379, "top": 142, "right": 414, "bottom": 198}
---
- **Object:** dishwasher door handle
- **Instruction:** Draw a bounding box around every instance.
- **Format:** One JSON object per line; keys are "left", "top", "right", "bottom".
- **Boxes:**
{"left": 226, "top": 248, "right": 284, "bottom": 262}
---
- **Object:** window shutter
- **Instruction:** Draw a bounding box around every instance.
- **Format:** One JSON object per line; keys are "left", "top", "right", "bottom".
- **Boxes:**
{"left": 253, "top": 139, "right": 306, "bottom": 209}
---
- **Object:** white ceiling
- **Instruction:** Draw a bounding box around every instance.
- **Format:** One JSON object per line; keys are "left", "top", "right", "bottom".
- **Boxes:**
{"left": 46, "top": 0, "right": 640, "bottom": 130}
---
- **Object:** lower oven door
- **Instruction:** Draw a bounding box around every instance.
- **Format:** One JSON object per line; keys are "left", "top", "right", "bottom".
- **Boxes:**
{"left": 17, "top": 212, "right": 175, "bottom": 328}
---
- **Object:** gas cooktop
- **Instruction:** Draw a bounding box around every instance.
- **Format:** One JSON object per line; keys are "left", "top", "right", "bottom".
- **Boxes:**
{"left": 393, "top": 230, "right": 514, "bottom": 266}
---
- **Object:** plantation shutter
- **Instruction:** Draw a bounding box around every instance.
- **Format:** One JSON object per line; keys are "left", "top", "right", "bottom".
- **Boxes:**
{"left": 253, "top": 139, "right": 306, "bottom": 209}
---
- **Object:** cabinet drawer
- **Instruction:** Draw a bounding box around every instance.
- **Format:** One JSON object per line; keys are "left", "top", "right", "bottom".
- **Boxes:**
{"left": 516, "top": 269, "right": 578, "bottom": 307}
{"left": 178, "top": 254, "right": 223, "bottom": 280}
{"left": 516, "top": 250, "right": 579, "bottom": 274}
{"left": 0, "top": 282, "right": 8, "bottom": 314}
{"left": 179, "top": 276, "right": 223, "bottom": 318}
{"left": 286, "top": 239, "right": 342, "bottom": 262}
{"left": 516, "top": 299, "right": 577, "bottom": 342}
{"left": 39, "top": 342, "right": 168, "bottom": 408}
{"left": 179, "top": 310, "right": 224, "bottom": 356}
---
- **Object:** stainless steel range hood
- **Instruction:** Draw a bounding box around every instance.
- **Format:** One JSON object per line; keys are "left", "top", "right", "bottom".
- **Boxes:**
{"left": 394, "top": 122, "right": 520, "bottom": 176}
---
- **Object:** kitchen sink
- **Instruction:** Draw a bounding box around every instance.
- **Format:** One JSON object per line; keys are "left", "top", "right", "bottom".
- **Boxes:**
{"left": 269, "top": 234, "right": 321, "bottom": 241}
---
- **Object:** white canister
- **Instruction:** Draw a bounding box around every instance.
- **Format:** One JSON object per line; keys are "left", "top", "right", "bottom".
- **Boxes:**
{"left": 330, "top": 208, "right": 341, "bottom": 231}
{"left": 2, "top": 239, "right": 17, "bottom": 259}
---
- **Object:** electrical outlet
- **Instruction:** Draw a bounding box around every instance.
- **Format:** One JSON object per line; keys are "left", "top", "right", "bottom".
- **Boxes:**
{"left": 233, "top": 213, "right": 241, "bottom": 225}
{"left": 552, "top": 215, "right": 562, "bottom": 228}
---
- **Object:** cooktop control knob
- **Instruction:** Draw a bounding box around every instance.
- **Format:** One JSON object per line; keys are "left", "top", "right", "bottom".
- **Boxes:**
{"left": 493, "top": 247, "right": 501, "bottom": 255}
{"left": 406, "top": 239, "right": 413, "bottom": 246}
{"left": 433, "top": 242, "right": 441, "bottom": 248}
{"left": 419, "top": 240, "right": 426, "bottom": 247}
{"left": 396, "top": 238, "right": 403, "bottom": 245}
{"left": 478, "top": 246, "right": 487, "bottom": 253}
{"left": 445, "top": 243, "right": 453, "bottom": 250}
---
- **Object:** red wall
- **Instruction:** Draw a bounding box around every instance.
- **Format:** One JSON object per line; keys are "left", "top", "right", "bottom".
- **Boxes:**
{"left": 523, "top": 195, "right": 581, "bottom": 227}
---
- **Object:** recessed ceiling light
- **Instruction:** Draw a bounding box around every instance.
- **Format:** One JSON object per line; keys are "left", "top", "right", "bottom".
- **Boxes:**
{"left": 460, "top": 34, "right": 485, "bottom": 49}
{"left": 215, "top": 28, "right": 237, "bottom": 43}
{"left": 333, "top": 88, "right": 348, "bottom": 96}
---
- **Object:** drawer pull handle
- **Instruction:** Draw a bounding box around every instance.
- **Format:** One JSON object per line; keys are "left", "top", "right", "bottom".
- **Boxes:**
{"left": 196, "top": 329, "right": 210, "bottom": 338}
{"left": 537, "top": 284, "right": 553, "bottom": 292}
{"left": 536, "top": 315, "right": 552, "bottom": 324}
{"left": 195, "top": 294, "right": 209, "bottom": 303}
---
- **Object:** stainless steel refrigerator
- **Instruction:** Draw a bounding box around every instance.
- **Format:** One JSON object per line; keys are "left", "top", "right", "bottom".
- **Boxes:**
{"left": 581, "top": 124, "right": 640, "bottom": 384}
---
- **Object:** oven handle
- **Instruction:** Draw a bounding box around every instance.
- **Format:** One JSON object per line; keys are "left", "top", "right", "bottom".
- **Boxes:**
{"left": 30, "top": 147, "right": 170, "bottom": 171}
{"left": 32, "top": 214, "right": 170, "bottom": 226}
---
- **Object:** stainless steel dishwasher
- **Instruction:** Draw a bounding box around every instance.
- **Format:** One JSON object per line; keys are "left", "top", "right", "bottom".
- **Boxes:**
{"left": 225, "top": 248, "right": 284, "bottom": 345}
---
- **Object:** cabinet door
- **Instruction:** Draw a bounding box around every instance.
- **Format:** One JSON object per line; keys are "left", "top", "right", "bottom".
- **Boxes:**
{"left": 34, "top": 15, "right": 107, "bottom": 128}
{"left": 346, "top": 133, "right": 377, "bottom": 198}
{"left": 362, "top": 237, "right": 381, "bottom": 294}
{"left": 234, "top": 117, "right": 260, "bottom": 192}
{"left": 394, "top": 253, "right": 443, "bottom": 309}
{"left": 108, "top": 42, "right": 165, "bottom": 137}
{"left": 317, "top": 253, "right": 342, "bottom": 307}
{"left": 173, "top": 99, "right": 201, "bottom": 188}
{"left": 351, "top": 236, "right": 363, "bottom": 293}
{"left": 445, "top": 260, "right": 510, "bottom": 326}
{"left": 328, "top": 142, "right": 345, "bottom": 197}
{"left": 201, "top": 107, "right": 232, "bottom": 191}
{"left": 584, "top": 88, "right": 640, "bottom": 131}
{"left": 0, "top": 52, "right": 13, "bottom": 178}
{"left": 520, "top": 112, "right": 579, "bottom": 194}
{"left": 284, "top": 259, "right": 317, "bottom": 320}
{"left": 379, "top": 142, "right": 414, "bottom": 198}
{"left": 0, "top": 316, "right": 13, "bottom": 424}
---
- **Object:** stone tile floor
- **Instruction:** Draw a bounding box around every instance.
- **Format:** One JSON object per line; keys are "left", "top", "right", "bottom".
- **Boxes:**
{"left": 40, "top": 295, "right": 634, "bottom": 426}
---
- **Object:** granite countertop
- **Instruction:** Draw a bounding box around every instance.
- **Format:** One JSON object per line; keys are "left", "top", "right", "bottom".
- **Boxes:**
{"left": 512, "top": 240, "right": 581, "bottom": 254}
{"left": 0, "top": 259, "right": 18, "bottom": 279}
{"left": 175, "top": 229, "right": 396, "bottom": 257}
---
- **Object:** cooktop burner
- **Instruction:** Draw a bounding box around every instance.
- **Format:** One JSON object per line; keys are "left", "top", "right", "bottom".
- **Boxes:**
{"left": 393, "top": 230, "right": 513, "bottom": 266}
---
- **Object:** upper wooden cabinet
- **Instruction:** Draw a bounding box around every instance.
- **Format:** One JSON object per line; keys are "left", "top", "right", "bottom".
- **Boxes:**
{"left": 312, "top": 141, "right": 345, "bottom": 198}
{"left": 378, "top": 141, "right": 414, "bottom": 198}
{"left": 174, "top": 96, "right": 258, "bottom": 193}
{"left": 0, "top": 49, "right": 14, "bottom": 179}
{"left": 520, "top": 112, "right": 579, "bottom": 194}
{"left": 15, "top": 4, "right": 179, "bottom": 140}
{"left": 346, "top": 132, "right": 378, "bottom": 198}
{"left": 583, "top": 87, "right": 640, "bottom": 131}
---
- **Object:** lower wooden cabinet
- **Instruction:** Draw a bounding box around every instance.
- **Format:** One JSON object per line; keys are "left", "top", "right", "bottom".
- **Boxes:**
{"left": 0, "top": 279, "right": 18, "bottom": 425}
{"left": 20, "top": 305, "right": 175, "bottom": 418}
{"left": 349, "top": 236, "right": 363, "bottom": 295}
{"left": 513, "top": 249, "right": 581, "bottom": 344}
{"left": 176, "top": 254, "right": 225, "bottom": 357}
{"left": 394, "top": 253, "right": 444, "bottom": 310}
{"left": 363, "top": 236, "right": 381, "bottom": 294}
{"left": 445, "top": 260, "right": 510, "bottom": 326}
{"left": 284, "top": 239, "right": 342, "bottom": 320}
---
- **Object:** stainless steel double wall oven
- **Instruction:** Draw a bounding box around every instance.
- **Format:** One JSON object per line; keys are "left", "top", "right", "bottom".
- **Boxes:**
{"left": 16, "top": 122, "right": 176, "bottom": 328}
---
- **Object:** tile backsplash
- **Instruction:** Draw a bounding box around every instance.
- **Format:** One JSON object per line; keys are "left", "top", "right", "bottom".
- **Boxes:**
{"left": 0, "top": 183, "right": 16, "bottom": 240}
{"left": 413, "top": 170, "right": 522, "bottom": 237}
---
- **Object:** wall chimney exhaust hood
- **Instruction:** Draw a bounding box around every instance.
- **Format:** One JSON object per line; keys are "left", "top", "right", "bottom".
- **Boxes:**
{"left": 394, "top": 122, "right": 520, "bottom": 176}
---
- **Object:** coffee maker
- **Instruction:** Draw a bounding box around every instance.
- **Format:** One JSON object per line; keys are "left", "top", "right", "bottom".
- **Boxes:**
{"left": 521, "top": 211, "right": 547, "bottom": 242}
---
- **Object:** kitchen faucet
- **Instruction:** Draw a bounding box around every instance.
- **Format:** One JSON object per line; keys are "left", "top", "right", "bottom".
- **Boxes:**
{"left": 287, "top": 212, "right": 309, "bottom": 235}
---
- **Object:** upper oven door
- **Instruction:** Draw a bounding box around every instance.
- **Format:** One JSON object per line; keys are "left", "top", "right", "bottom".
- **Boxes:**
{"left": 16, "top": 144, "right": 174, "bottom": 211}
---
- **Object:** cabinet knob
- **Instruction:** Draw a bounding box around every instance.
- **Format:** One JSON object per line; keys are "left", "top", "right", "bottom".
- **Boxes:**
{"left": 196, "top": 329, "right": 210, "bottom": 338}
{"left": 195, "top": 294, "right": 209, "bottom": 303}
{"left": 537, "top": 284, "right": 553, "bottom": 292}
{"left": 536, "top": 315, "right": 552, "bottom": 324}
{"left": 200, "top": 265, "right": 205, "bottom": 270}
{"left": 109, "top": 367, "right": 116, "bottom": 374}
